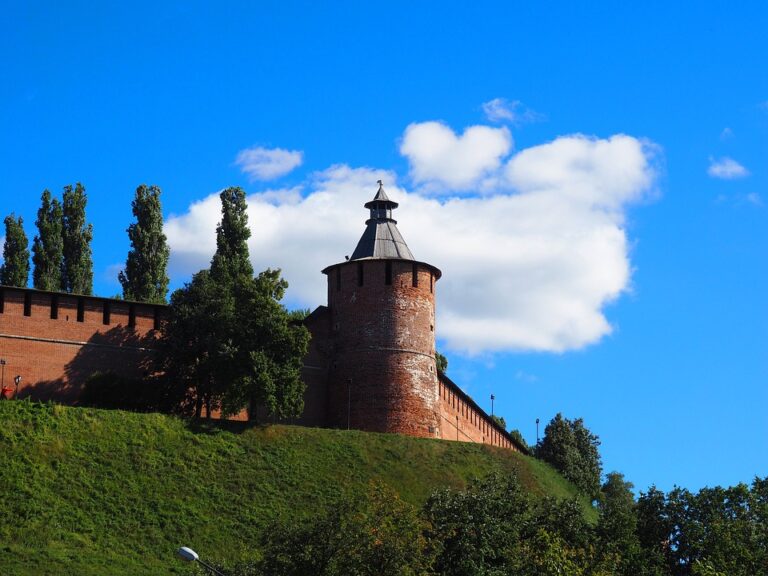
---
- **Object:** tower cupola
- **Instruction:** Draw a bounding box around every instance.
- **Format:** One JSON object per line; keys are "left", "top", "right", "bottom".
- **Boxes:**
{"left": 350, "top": 181, "right": 414, "bottom": 261}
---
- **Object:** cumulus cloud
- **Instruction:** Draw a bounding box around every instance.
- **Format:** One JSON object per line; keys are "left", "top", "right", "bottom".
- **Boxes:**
{"left": 400, "top": 121, "right": 512, "bottom": 191}
{"left": 505, "top": 134, "right": 656, "bottom": 210}
{"left": 707, "top": 156, "right": 749, "bottom": 179}
{"left": 482, "top": 98, "right": 543, "bottom": 125}
{"left": 235, "top": 146, "right": 303, "bottom": 180}
{"left": 167, "top": 127, "right": 657, "bottom": 355}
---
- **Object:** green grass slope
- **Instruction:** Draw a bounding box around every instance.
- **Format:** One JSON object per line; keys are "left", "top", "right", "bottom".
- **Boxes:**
{"left": 0, "top": 401, "right": 590, "bottom": 575}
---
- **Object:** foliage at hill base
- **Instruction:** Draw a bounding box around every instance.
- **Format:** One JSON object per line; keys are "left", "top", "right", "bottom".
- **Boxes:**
{"left": 0, "top": 401, "right": 588, "bottom": 576}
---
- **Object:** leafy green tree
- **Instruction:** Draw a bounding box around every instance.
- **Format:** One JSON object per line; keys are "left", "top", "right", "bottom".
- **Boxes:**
{"left": 536, "top": 413, "right": 602, "bottom": 499}
{"left": 257, "top": 482, "right": 431, "bottom": 576}
{"left": 489, "top": 414, "right": 506, "bottom": 430}
{"left": 596, "top": 472, "right": 642, "bottom": 575}
{"left": 636, "top": 486, "right": 673, "bottom": 576}
{"left": 435, "top": 351, "right": 448, "bottom": 373}
{"left": 157, "top": 190, "right": 309, "bottom": 421}
{"left": 509, "top": 428, "right": 530, "bottom": 452}
{"left": 32, "top": 190, "right": 64, "bottom": 291}
{"left": 210, "top": 186, "right": 253, "bottom": 283}
{"left": 424, "top": 472, "right": 530, "bottom": 576}
{"left": 218, "top": 269, "right": 310, "bottom": 419}
{"left": 119, "top": 184, "right": 170, "bottom": 303}
{"left": 425, "top": 472, "right": 602, "bottom": 576}
{"left": 637, "top": 479, "right": 768, "bottom": 576}
{"left": 0, "top": 214, "right": 30, "bottom": 287}
{"left": 157, "top": 269, "right": 232, "bottom": 418}
{"left": 61, "top": 183, "right": 93, "bottom": 294}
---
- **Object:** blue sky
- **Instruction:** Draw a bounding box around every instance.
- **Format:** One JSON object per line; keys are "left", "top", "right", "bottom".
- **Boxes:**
{"left": 2, "top": 1, "right": 766, "bottom": 493}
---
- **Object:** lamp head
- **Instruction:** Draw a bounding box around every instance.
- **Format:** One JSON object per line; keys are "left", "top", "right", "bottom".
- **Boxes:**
{"left": 178, "top": 546, "right": 199, "bottom": 562}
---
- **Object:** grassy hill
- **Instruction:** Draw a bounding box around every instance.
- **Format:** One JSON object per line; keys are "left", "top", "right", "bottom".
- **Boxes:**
{"left": 0, "top": 401, "right": 591, "bottom": 575}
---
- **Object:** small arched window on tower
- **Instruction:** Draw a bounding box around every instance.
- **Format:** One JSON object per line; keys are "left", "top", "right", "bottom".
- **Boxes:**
{"left": 429, "top": 273, "right": 433, "bottom": 293}
{"left": 412, "top": 263, "right": 418, "bottom": 287}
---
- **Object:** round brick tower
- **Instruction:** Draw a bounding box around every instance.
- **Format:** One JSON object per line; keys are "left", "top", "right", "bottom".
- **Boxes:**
{"left": 322, "top": 181, "right": 442, "bottom": 438}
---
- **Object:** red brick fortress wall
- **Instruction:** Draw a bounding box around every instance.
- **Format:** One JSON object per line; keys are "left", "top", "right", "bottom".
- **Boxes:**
{"left": 438, "top": 375, "right": 521, "bottom": 452}
{"left": 324, "top": 259, "right": 441, "bottom": 438}
{"left": 0, "top": 286, "right": 163, "bottom": 402}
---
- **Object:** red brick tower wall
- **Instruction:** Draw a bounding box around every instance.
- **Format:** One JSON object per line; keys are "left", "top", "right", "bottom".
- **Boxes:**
{"left": 0, "top": 286, "right": 162, "bottom": 402}
{"left": 324, "top": 259, "right": 441, "bottom": 438}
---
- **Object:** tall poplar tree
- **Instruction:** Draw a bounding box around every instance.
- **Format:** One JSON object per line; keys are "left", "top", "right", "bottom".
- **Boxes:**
{"left": 119, "top": 184, "right": 170, "bottom": 303}
{"left": 0, "top": 214, "right": 30, "bottom": 287}
{"left": 158, "top": 187, "right": 309, "bottom": 420}
{"left": 32, "top": 190, "right": 64, "bottom": 291}
{"left": 210, "top": 186, "right": 253, "bottom": 283}
{"left": 61, "top": 183, "right": 94, "bottom": 295}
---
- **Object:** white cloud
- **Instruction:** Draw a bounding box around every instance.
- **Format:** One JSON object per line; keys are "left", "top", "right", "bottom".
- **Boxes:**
{"left": 707, "top": 156, "right": 749, "bottom": 179}
{"left": 482, "top": 98, "right": 543, "bottom": 125}
{"left": 235, "top": 146, "right": 303, "bottom": 180}
{"left": 400, "top": 121, "right": 512, "bottom": 191}
{"left": 720, "top": 127, "right": 734, "bottom": 140}
{"left": 167, "top": 126, "right": 658, "bottom": 355}
{"left": 746, "top": 193, "right": 763, "bottom": 206}
{"left": 505, "top": 134, "right": 656, "bottom": 210}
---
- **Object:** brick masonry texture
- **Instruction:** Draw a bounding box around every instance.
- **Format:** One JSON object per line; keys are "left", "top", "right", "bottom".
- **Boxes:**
{"left": 323, "top": 259, "right": 441, "bottom": 438}
{"left": 0, "top": 287, "right": 161, "bottom": 402}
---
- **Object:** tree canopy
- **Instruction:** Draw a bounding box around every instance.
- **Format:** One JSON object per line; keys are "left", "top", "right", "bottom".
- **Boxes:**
{"left": 0, "top": 214, "right": 30, "bottom": 287}
{"left": 210, "top": 186, "right": 253, "bottom": 282}
{"left": 204, "top": 472, "right": 768, "bottom": 576}
{"left": 435, "top": 351, "right": 448, "bottom": 373}
{"left": 536, "top": 413, "right": 602, "bottom": 499}
{"left": 157, "top": 189, "right": 309, "bottom": 420}
{"left": 31, "top": 190, "right": 64, "bottom": 291}
{"left": 119, "top": 184, "right": 170, "bottom": 303}
{"left": 61, "top": 183, "right": 93, "bottom": 294}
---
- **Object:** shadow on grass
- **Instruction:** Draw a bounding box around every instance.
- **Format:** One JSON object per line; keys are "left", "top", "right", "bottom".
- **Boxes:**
{"left": 183, "top": 416, "right": 270, "bottom": 436}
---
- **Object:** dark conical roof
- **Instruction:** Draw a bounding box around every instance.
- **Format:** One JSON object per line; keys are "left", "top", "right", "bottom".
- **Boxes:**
{"left": 364, "top": 181, "right": 397, "bottom": 208}
{"left": 350, "top": 181, "right": 414, "bottom": 260}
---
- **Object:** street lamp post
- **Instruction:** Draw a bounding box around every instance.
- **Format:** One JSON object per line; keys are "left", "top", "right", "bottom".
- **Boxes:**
{"left": 0, "top": 359, "right": 6, "bottom": 390}
{"left": 178, "top": 546, "right": 226, "bottom": 576}
{"left": 14, "top": 375, "right": 21, "bottom": 397}
{"left": 536, "top": 418, "right": 540, "bottom": 445}
{"left": 490, "top": 394, "right": 495, "bottom": 416}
